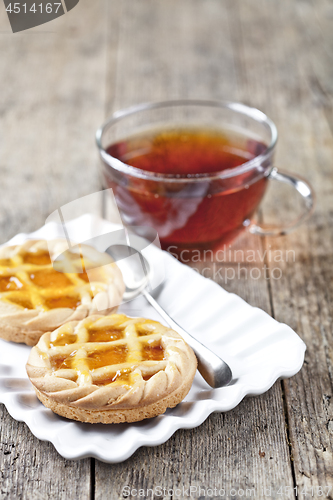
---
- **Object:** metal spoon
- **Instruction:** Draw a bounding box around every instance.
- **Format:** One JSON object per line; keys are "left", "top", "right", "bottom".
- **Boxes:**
{"left": 106, "top": 244, "right": 232, "bottom": 388}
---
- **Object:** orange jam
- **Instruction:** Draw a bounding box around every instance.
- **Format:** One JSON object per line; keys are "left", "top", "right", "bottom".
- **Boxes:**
{"left": 0, "top": 276, "right": 24, "bottom": 291}
{"left": 87, "top": 327, "right": 124, "bottom": 342}
{"left": 0, "top": 246, "right": 94, "bottom": 312}
{"left": 87, "top": 346, "right": 128, "bottom": 370}
{"left": 50, "top": 332, "right": 77, "bottom": 347}
{"left": 95, "top": 369, "right": 131, "bottom": 386}
{"left": 50, "top": 351, "right": 77, "bottom": 370}
{"left": 142, "top": 341, "right": 165, "bottom": 361}
{"left": 46, "top": 317, "right": 168, "bottom": 389}
{"left": 77, "top": 271, "right": 90, "bottom": 283}
{"left": 22, "top": 250, "right": 52, "bottom": 266}
{"left": 7, "top": 295, "right": 33, "bottom": 309}
{"left": 44, "top": 295, "right": 82, "bottom": 310}
{"left": 29, "top": 268, "right": 72, "bottom": 288}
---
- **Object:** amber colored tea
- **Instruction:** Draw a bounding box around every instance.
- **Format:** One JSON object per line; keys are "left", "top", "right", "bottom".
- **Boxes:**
{"left": 105, "top": 128, "right": 268, "bottom": 253}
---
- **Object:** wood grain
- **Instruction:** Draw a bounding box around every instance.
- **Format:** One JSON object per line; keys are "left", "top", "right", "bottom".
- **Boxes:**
{"left": 1, "top": 0, "right": 332, "bottom": 498}
{"left": 96, "top": 387, "right": 292, "bottom": 500}
{"left": 248, "top": 0, "right": 333, "bottom": 494}
{"left": 95, "top": 2, "right": 295, "bottom": 498}
{"left": 0, "top": 0, "right": 111, "bottom": 243}
{"left": 0, "top": 1, "right": 115, "bottom": 498}
{"left": 0, "top": 408, "right": 91, "bottom": 500}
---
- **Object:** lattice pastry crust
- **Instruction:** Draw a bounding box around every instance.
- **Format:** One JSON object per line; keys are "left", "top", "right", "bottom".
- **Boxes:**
{"left": 26, "top": 314, "right": 197, "bottom": 423}
{"left": 0, "top": 240, "right": 125, "bottom": 346}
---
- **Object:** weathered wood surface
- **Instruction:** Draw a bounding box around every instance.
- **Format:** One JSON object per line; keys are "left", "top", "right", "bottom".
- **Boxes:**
{"left": 1, "top": 0, "right": 333, "bottom": 499}
{"left": 0, "top": 1, "right": 110, "bottom": 498}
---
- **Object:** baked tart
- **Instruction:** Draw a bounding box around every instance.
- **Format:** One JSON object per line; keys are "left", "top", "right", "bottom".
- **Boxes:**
{"left": 26, "top": 313, "right": 197, "bottom": 423}
{"left": 0, "top": 240, "right": 124, "bottom": 346}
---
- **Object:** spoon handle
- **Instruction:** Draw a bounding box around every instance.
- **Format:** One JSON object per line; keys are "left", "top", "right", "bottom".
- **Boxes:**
{"left": 142, "top": 290, "right": 232, "bottom": 388}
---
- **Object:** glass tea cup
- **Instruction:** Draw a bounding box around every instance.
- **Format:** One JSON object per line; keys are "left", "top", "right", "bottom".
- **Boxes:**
{"left": 96, "top": 100, "right": 314, "bottom": 255}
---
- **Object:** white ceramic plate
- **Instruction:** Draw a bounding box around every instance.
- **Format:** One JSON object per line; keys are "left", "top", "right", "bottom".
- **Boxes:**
{"left": 0, "top": 215, "right": 306, "bottom": 463}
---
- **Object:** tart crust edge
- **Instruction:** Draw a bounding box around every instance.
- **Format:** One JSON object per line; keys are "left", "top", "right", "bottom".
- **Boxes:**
{"left": 33, "top": 354, "right": 197, "bottom": 423}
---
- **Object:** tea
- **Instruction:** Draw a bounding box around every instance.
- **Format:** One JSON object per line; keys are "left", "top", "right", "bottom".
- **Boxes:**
{"left": 105, "top": 128, "right": 268, "bottom": 253}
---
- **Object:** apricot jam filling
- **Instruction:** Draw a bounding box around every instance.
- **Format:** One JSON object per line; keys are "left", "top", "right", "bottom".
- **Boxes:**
{"left": 94, "top": 369, "right": 131, "bottom": 386}
{"left": 142, "top": 340, "right": 165, "bottom": 361}
{"left": 22, "top": 250, "right": 52, "bottom": 266}
{"left": 29, "top": 268, "right": 73, "bottom": 288}
{"left": 50, "top": 347, "right": 129, "bottom": 371}
{"left": 50, "top": 351, "right": 77, "bottom": 370}
{"left": 7, "top": 296, "right": 33, "bottom": 309}
{"left": 87, "top": 327, "right": 124, "bottom": 343}
{"left": 45, "top": 318, "right": 167, "bottom": 389}
{"left": 142, "top": 373, "right": 156, "bottom": 381}
{"left": 0, "top": 247, "right": 99, "bottom": 311}
{"left": 77, "top": 271, "right": 90, "bottom": 283}
{"left": 50, "top": 332, "right": 78, "bottom": 348}
{"left": 44, "top": 295, "right": 82, "bottom": 310}
{"left": 0, "top": 276, "right": 24, "bottom": 292}
{"left": 87, "top": 346, "right": 128, "bottom": 370}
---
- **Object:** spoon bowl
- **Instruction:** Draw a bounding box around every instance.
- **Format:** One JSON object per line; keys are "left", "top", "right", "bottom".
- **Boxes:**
{"left": 105, "top": 244, "right": 150, "bottom": 301}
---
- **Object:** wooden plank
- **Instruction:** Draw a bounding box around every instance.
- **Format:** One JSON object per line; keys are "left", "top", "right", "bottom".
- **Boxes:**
{"left": 109, "top": 0, "right": 240, "bottom": 111}
{"left": 2, "top": 0, "right": 331, "bottom": 497}
{"left": 236, "top": 0, "right": 333, "bottom": 494}
{"left": 269, "top": 226, "right": 333, "bottom": 494}
{"left": 0, "top": 407, "right": 91, "bottom": 500}
{"left": 96, "top": 388, "right": 291, "bottom": 500}
{"left": 95, "top": 1, "right": 295, "bottom": 498}
{"left": 0, "top": 0, "right": 112, "bottom": 243}
{"left": 0, "top": 1, "right": 119, "bottom": 498}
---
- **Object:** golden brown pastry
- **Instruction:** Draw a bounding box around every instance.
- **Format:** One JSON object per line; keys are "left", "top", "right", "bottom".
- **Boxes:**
{"left": 26, "top": 314, "right": 197, "bottom": 423}
{"left": 0, "top": 240, "right": 124, "bottom": 346}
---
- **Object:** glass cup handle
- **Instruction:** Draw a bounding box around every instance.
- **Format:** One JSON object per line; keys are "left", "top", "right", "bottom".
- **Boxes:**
{"left": 248, "top": 167, "right": 315, "bottom": 237}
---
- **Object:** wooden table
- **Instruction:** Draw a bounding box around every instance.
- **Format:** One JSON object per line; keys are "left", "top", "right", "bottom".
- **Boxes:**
{"left": 1, "top": 1, "right": 332, "bottom": 498}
